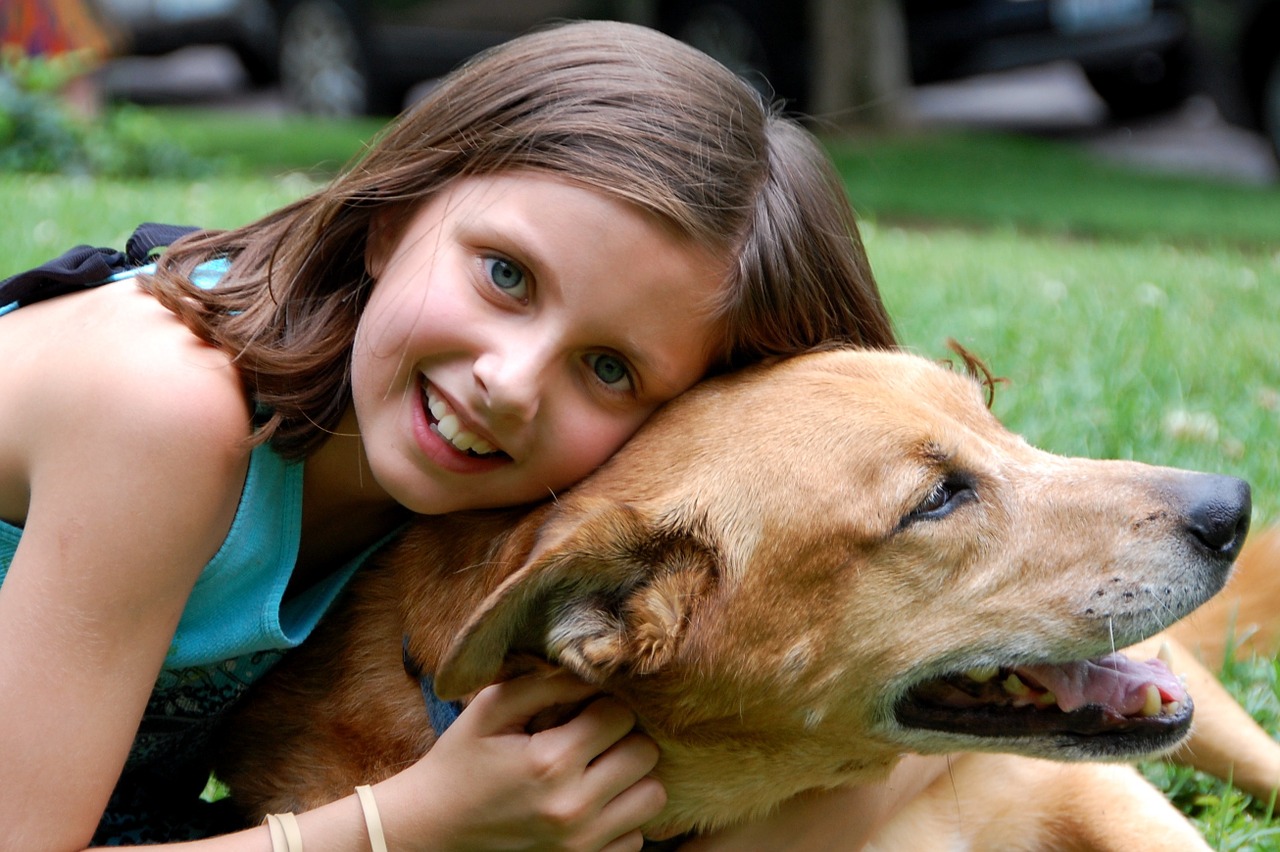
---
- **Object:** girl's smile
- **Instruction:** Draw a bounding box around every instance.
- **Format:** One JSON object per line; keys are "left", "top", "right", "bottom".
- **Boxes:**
{"left": 350, "top": 172, "right": 728, "bottom": 515}
{"left": 414, "top": 378, "right": 510, "bottom": 474}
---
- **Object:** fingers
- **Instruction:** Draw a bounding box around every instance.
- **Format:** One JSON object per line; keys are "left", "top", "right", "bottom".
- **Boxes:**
{"left": 539, "top": 693, "right": 644, "bottom": 761}
{"left": 460, "top": 670, "right": 602, "bottom": 735}
{"left": 433, "top": 671, "right": 668, "bottom": 850}
{"left": 599, "top": 829, "right": 648, "bottom": 852}
{"left": 598, "top": 768, "right": 667, "bottom": 842}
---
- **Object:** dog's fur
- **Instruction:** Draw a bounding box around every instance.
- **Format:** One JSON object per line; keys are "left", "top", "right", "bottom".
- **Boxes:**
{"left": 217, "top": 348, "right": 1265, "bottom": 849}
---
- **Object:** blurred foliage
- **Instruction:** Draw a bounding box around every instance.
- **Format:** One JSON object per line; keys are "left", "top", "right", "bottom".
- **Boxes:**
{"left": 0, "top": 47, "right": 213, "bottom": 177}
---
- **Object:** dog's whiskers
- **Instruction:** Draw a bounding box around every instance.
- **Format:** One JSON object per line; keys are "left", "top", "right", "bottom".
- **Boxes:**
{"left": 945, "top": 755, "right": 963, "bottom": 828}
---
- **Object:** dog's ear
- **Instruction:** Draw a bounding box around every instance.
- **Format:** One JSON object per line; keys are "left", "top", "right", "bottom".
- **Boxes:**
{"left": 434, "top": 499, "right": 716, "bottom": 700}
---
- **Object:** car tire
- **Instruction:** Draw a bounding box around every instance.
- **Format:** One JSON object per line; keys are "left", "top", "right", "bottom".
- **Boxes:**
{"left": 235, "top": 42, "right": 279, "bottom": 89}
{"left": 276, "top": 0, "right": 399, "bottom": 116}
{"left": 656, "top": 1, "right": 808, "bottom": 111}
{"left": 1084, "top": 45, "right": 1192, "bottom": 122}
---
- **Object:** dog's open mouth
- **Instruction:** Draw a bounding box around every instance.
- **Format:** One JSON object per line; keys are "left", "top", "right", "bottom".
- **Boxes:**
{"left": 895, "top": 649, "right": 1192, "bottom": 746}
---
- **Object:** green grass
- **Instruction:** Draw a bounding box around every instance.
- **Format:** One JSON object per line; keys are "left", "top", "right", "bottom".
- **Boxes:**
{"left": 3, "top": 110, "right": 1280, "bottom": 847}
{"left": 832, "top": 131, "right": 1280, "bottom": 248}
{"left": 866, "top": 223, "right": 1280, "bottom": 525}
{"left": 0, "top": 171, "right": 321, "bottom": 265}
{"left": 127, "top": 107, "right": 386, "bottom": 178}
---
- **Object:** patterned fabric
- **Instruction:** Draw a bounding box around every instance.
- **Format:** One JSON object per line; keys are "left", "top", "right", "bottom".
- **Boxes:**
{"left": 128, "top": 650, "right": 287, "bottom": 774}
{"left": 89, "top": 650, "right": 287, "bottom": 844}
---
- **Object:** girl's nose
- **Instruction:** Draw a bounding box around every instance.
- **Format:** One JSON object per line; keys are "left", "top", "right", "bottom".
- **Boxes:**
{"left": 472, "top": 345, "right": 544, "bottom": 423}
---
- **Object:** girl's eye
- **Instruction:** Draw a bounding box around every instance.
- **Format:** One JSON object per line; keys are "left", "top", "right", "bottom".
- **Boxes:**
{"left": 586, "top": 353, "right": 632, "bottom": 391}
{"left": 484, "top": 257, "right": 526, "bottom": 297}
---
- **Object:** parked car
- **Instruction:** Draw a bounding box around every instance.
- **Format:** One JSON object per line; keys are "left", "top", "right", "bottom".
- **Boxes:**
{"left": 94, "top": 0, "right": 279, "bottom": 85}
{"left": 262, "top": 0, "right": 1195, "bottom": 119}
{"left": 905, "top": 0, "right": 1192, "bottom": 119}
{"left": 1183, "top": 0, "right": 1280, "bottom": 158}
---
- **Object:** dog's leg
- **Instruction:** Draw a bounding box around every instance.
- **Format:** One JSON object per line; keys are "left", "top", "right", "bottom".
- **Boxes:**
{"left": 674, "top": 755, "right": 951, "bottom": 852}
{"left": 866, "top": 753, "right": 1209, "bottom": 852}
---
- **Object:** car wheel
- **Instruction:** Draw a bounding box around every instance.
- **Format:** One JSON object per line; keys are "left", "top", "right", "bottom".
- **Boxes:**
{"left": 277, "top": 0, "right": 390, "bottom": 115}
{"left": 657, "top": 1, "right": 808, "bottom": 110}
{"left": 1084, "top": 45, "right": 1192, "bottom": 121}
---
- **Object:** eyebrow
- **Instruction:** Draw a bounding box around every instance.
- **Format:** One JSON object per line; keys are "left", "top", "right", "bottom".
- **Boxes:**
{"left": 467, "top": 208, "right": 551, "bottom": 287}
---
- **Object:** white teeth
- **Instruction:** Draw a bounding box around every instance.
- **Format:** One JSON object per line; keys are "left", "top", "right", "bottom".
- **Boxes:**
{"left": 424, "top": 384, "right": 500, "bottom": 457}
{"left": 1157, "top": 641, "right": 1174, "bottom": 668}
{"left": 437, "top": 413, "right": 461, "bottom": 440}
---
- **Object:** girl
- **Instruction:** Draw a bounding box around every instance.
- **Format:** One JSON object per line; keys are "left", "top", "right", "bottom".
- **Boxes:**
{"left": 0, "top": 20, "right": 901, "bottom": 851}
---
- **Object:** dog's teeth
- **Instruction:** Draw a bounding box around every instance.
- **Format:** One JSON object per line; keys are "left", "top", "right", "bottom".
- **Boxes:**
{"left": 1140, "top": 684, "right": 1162, "bottom": 717}
{"left": 1166, "top": 700, "right": 1182, "bottom": 716}
{"left": 965, "top": 666, "right": 999, "bottom": 683}
{"left": 1157, "top": 641, "right": 1174, "bottom": 668}
{"left": 1002, "top": 674, "right": 1030, "bottom": 697}
{"left": 1034, "top": 690, "right": 1057, "bottom": 707}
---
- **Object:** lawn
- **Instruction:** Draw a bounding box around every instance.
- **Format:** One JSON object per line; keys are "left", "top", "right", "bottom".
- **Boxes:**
{"left": 3, "top": 108, "right": 1280, "bottom": 847}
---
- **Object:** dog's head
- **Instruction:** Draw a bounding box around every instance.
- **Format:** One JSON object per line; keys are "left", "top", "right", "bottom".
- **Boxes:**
{"left": 428, "top": 348, "right": 1250, "bottom": 834}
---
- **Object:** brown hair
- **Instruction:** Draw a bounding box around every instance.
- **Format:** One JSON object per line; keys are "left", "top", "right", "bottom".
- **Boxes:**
{"left": 144, "top": 20, "right": 895, "bottom": 458}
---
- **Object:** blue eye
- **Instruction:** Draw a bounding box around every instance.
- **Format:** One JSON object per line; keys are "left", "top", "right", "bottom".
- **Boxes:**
{"left": 484, "top": 257, "right": 526, "bottom": 297}
{"left": 587, "top": 353, "right": 632, "bottom": 390}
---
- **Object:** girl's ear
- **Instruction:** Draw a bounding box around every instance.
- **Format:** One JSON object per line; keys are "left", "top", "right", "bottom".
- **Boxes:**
{"left": 365, "top": 206, "right": 406, "bottom": 279}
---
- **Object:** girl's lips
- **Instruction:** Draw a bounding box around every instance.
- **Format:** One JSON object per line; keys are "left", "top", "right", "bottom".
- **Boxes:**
{"left": 411, "top": 380, "right": 511, "bottom": 475}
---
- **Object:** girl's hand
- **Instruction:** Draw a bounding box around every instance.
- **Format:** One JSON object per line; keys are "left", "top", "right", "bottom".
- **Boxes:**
{"left": 381, "top": 672, "right": 667, "bottom": 852}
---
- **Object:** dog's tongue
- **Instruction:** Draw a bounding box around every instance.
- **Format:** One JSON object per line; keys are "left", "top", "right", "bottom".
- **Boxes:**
{"left": 1017, "top": 653, "right": 1185, "bottom": 715}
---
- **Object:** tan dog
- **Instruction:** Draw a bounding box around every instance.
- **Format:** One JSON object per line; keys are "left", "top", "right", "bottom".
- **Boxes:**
{"left": 217, "top": 348, "right": 1259, "bottom": 849}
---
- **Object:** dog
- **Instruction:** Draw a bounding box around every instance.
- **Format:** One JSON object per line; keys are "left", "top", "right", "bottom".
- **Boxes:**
{"left": 216, "top": 347, "right": 1259, "bottom": 849}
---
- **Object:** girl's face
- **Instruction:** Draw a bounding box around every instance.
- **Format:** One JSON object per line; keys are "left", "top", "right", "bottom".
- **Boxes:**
{"left": 352, "top": 172, "right": 726, "bottom": 515}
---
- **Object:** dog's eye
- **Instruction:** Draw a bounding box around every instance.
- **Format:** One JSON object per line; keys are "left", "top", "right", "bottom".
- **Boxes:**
{"left": 908, "top": 477, "right": 974, "bottom": 523}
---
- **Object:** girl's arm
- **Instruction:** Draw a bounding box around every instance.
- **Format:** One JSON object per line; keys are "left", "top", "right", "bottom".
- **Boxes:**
{"left": 0, "top": 282, "right": 255, "bottom": 848}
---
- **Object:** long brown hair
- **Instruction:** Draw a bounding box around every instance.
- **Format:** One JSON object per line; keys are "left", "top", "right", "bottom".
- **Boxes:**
{"left": 144, "top": 20, "right": 895, "bottom": 458}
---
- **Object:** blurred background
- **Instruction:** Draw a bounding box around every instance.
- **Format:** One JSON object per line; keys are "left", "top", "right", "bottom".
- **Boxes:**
{"left": 4, "top": 0, "right": 1278, "bottom": 183}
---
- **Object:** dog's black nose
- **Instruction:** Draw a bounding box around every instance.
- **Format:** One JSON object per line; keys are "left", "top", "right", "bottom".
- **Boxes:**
{"left": 1182, "top": 474, "right": 1251, "bottom": 561}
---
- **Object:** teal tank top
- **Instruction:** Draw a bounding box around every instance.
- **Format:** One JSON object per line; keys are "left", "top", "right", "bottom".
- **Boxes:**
{"left": 0, "top": 259, "right": 365, "bottom": 672}
{"left": 0, "top": 440, "right": 364, "bottom": 668}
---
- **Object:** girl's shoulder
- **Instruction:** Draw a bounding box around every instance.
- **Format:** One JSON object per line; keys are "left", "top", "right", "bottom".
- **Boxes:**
{"left": 0, "top": 278, "right": 253, "bottom": 524}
